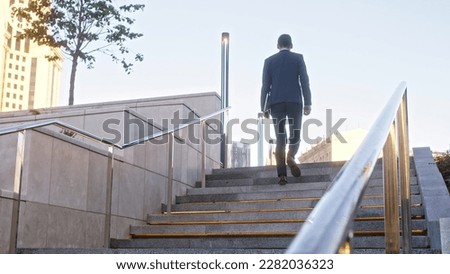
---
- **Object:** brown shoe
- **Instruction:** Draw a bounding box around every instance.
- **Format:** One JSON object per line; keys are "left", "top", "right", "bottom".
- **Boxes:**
{"left": 287, "top": 155, "right": 301, "bottom": 177}
{"left": 278, "top": 175, "right": 288, "bottom": 185}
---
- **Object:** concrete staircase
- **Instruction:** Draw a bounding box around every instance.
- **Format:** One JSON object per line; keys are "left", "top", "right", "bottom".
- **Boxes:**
{"left": 111, "top": 160, "right": 432, "bottom": 254}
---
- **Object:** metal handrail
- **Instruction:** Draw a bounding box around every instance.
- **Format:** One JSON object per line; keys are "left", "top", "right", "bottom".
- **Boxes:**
{"left": 0, "top": 107, "right": 230, "bottom": 149}
{"left": 286, "top": 82, "right": 411, "bottom": 253}
{"left": 1, "top": 106, "right": 230, "bottom": 253}
{"left": 0, "top": 119, "right": 119, "bottom": 147}
{"left": 121, "top": 107, "right": 230, "bottom": 149}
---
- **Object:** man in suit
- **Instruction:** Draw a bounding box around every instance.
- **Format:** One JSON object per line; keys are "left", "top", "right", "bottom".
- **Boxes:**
{"left": 261, "top": 34, "right": 312, "bottom": 185}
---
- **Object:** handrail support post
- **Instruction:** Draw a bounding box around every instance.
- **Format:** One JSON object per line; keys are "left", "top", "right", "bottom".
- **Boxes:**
{"left": 338, "top": 231, "right": 353, "bottom": 254}
{"left": 104, "top": 145, "right": 114, "bottom": 248}
{"left": 166, "top": 133, "right": 175, "bottom": 214}
{"left": 9, "top": 130, "right": 26, "bottom": 254}
{"left": 383, "top": 124, "right": 400, "bottom": 253}
{"left": 397, "top": 92, "right": 412, "bottom": 253}
{"left": 200, "top": 121, "right": 206, "bottom": 188}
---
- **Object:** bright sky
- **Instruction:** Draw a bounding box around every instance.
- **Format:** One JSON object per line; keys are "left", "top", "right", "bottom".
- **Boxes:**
{"left": 60, "top": 0, "right": 450, "bottom": 154}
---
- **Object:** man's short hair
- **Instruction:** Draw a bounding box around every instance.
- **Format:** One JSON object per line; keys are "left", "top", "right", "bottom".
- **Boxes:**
{"left": 278, "top": 34, "right": 293, "bottom": 48}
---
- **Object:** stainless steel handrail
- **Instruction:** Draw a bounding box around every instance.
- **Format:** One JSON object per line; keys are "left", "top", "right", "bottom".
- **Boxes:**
{"left": 121, "top": 107, "right": 229, "bottom": 149}
{"left": 0, "top": 106, "right": 230, "bottom": 253}
{"left": 0, "top": 107, "right": 229, "bottom": 149}
{"left": 286, "top": 82, "right": 411, "bottom": 254}
{"left": 0, "top": 119, "right": 119, "bottom": 147}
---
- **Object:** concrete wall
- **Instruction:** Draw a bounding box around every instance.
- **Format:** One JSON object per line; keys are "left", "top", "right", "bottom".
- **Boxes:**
{"left": 440, "top": 218, "right": 450, "bottom": 254}
{"left": 0, "top": 93, "right": 222, "bottom": 252}
{"left": 413, "top": 147, "right": 450, "bottom": 250}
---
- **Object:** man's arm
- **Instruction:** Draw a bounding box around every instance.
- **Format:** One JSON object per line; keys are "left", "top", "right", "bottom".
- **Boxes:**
{"left": 299, "top": 55, "right": 312, "bottom": 106}
{"left": 261, "top": 59, "right": 271, "bottom": 112}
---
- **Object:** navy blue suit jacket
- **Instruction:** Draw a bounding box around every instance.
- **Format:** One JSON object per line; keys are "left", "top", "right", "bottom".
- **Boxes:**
{"left": 261, "top": 50, "right": 312, "bottom": 111}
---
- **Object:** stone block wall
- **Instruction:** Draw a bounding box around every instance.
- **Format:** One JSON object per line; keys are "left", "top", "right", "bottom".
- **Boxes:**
{"left": 0, "top": 92, "right": 221, "bottom": 252}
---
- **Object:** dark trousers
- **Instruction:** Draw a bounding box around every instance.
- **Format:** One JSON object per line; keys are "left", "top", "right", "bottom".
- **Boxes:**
{"left": 271, "top": 102, "right": 303, "bottom": 177}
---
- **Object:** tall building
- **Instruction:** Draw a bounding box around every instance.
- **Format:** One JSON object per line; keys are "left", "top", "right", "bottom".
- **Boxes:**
{"left": 299, "top": 128, "right": 367, "bottom": 163}
{"left": 230, "top": 141, "right": 251, "bottom": 168}
{"left": 0, "top": 0, "right": 62, "bottom": 112}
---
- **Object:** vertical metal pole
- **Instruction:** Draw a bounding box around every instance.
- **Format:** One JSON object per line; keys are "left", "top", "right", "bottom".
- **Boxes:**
{"left": 397, "top": 92, "right": 412, "bottom": 253}
{"left": 104, "top": 145, "right": 114, "bottom": 248}
{"left": 9, "top": 131, "right": 26, "bottom": 254}
{"left": 166, "top": 133, "right": 174, "bottom": 214}
{"left": 258, "top": 114, "right": 265, "bottom": 166}
{"left": 224, "top": 34, "right": 230, "bottom": 111}
{"left": 200, "top": 121, "right": 206, "bottom": 188}
{"left": 383, "top": 124, "right": 400, "bottom": 253}
{"left": 221, "top": 32, "right": 230, "bottom": 168}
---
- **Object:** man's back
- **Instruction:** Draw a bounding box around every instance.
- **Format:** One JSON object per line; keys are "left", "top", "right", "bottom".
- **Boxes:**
{"left": 261, "top": 50, "right": 311, "bottom": 109}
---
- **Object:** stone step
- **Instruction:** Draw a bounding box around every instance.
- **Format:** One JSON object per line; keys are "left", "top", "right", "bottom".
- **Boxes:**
{"left": 209, "top": 166, "right": 415, "bottom": 181}
{"left": 255, "top": 176, "right": 329, "bottom": 185}
{"left": 188, "top": 181, "right": 420, "bottom": 196}
{"left": 211, "top": 161, "right": 347, "bottom": 175}
{"left": 208, "top": 167, "right": 372, "bottom": 180}
{"left": 164, "top": 198, "right": 319, "bottom": 212}
{"left": 17, "top": 245, "right": 437, "bottom": 254}
{"left": 206, "top": 165, "right": 416, "bottom": 180}
{"left": 148, "top": 206, "right": 425, "bottom": 225}
{"left": 176, "top": 188, "right": 423, "bottom": 204}
{"left": 206, "top": 172, "right": 333, "bottom": 181}
{"left": 352, "top": 249, "right": 441, "bottom": 254}
{"left": 370, "top": 169, "right": 417, "bottom": 180}
{"left": 118, "top": 156, "right": 427, "bottom": 253}
{"left": 190, "top": 181, "right": 331, "bottom": 195}
{"left": 210, "top": 157, "right": 414, "bottom": 176}
{"left": 16, "top": 248, "right": 286, "bottom": 254}
{"left": 163, "top": 195, "right": 423, "bottom": 213}
{"left": 111, "top": 235, "right": 429, "bottom": 250}
{"left": 130, "top": 219, "right": 427, "bottom": 237}
{"left": 211, "top": 162, "right": 346, "bottom": 174}
{"left": 197, "top": 175, "right": 332, "bottom": 187}
{"left": 207, "top": 170, "right": 334, "bottom": 181}
{"left": 114, "top": 236, "right": 293, "bottom": 249}
{"left": 176, "top": 189, "right": 326, "bottom": 204}
{"left": 199, "top": 173, "right": 418, "bottom": 188}
{"left": 350, "top": 235, "right": 432, "bottom": 249}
